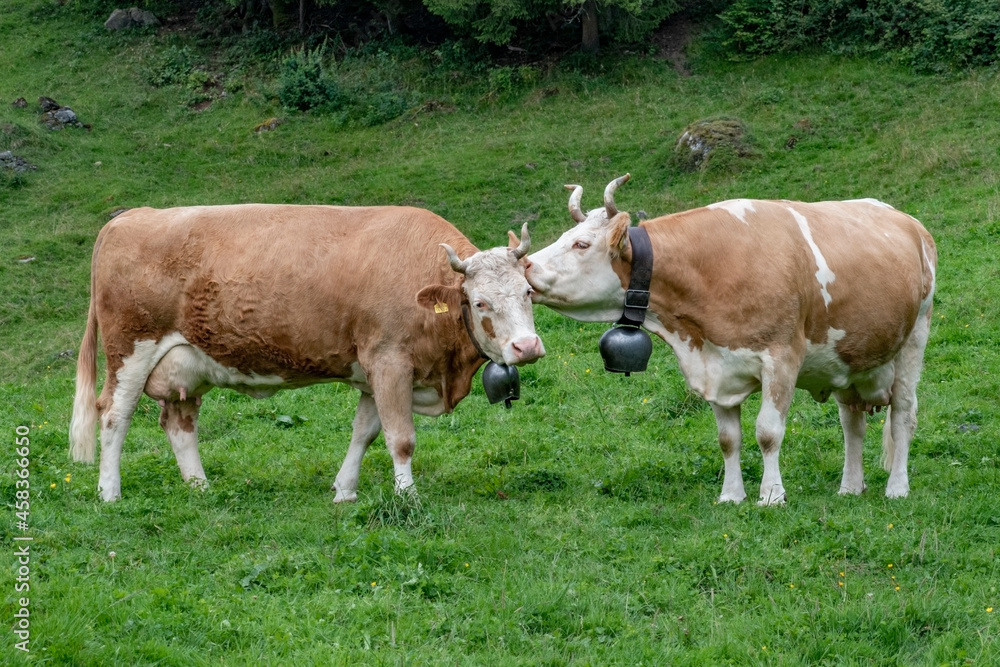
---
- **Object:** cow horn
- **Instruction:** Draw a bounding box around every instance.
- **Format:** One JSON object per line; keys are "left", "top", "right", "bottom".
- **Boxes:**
{"left": 510, "top": 223, "right": 530, "bottom": 260}
{"left": 604, "top": 173, "right": 631, "bottom": 217}
{"left": 565, "top": 184, "right": 586, "bottom": 223}
{"left": 441, "top": 244, "right": 467, "bottom": 274}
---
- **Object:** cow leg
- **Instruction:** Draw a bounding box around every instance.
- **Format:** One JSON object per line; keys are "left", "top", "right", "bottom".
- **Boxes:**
{"left": 96, "top": 381, "right": 131, "bottom": 503}
{"left": 712, "top": 403, "right": 747, "bottom": 503}
{"left": 883, "top": 309, "right": 932, "bottom": 498}
{"left": 756, "top": 361, "right": 797, "bottom": 506}
{"left": 97, "top": 340, "right": 166, "bottom": 501}
{"left": 836, "top": 401, "right": 867, "bottom": 495}
{"left": 366, "top": 360, "right": 419, "bottom": 497}
{"left": 332, "top": 393, "right": 382, "bottom": 503}
{"left": 159, "top": 399, "right": 207, "bottom": 488}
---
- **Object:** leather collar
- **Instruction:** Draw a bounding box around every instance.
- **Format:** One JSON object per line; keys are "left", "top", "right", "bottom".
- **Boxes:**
{"left": 461, "top": 300, "right": 489, "bottom": 360}
{"left": 616, "top": 225, "right": 653, "bottom": 328}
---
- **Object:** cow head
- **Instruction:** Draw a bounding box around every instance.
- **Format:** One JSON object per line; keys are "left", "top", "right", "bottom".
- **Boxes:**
{"left": 525, "top": 174, "right": 634, "bottom": 322}
{"left": 417, "top": 223, "right": 545, "bottom": 366}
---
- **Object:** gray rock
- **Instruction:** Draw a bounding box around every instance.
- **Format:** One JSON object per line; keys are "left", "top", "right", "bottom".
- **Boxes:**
{"left": 105, "top": 7, "right": 160, "bottom": 31}
{"left": 0, "top": 150, "right": 37, "bottom": 173}
{"left": 53, "top": 108, "right": 78, "bottom": 124}
{"left": 42, "top": 106, "right": 84, "bottom": 130}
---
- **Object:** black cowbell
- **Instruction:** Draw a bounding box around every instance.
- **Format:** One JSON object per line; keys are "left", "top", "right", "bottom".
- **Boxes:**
{"left": 482, "top": 361, "right": 520, "bottom": 408}
{"left": 599, "top": 325, "right": 653, "bottom": 376}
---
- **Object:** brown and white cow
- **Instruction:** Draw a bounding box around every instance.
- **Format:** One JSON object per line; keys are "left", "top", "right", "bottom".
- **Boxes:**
{"left": 526, "top": 175, "right": 936, "bottom": 505}
{"left": 69, "top": 204, "right": 545, "bottom": 502}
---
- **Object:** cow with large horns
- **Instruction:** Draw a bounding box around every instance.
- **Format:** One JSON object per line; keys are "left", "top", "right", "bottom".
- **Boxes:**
{"left": 69, "top": 204, "right": 545, "bottom": 502}
{"left": 526, "top": 175, "right": 936, "bottom": 505}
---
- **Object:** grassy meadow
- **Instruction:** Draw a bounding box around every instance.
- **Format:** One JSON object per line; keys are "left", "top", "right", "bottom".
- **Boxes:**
{"left": 2, "top": 0, "right": 1000, "bottom": 664}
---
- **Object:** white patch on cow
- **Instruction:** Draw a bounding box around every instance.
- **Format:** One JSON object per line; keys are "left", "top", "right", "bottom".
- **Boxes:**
{"left": 845, "top": 198, "right": 895, "bottom": 210}
{"left": 800, "top": 328, "right": 897, "bottom": 407}
{"left": 708, "top": 199, "right": 756, "bottom": 224}
{"left": 645, "top": 315, "right": 762, "bottom": 407}
{"left": 799, "top": 328, "right": 850, "bottom": 394}
{"left": 788, "top": 207, "right": 835, "bottom": 307}
{"left": 412, "top": 388, "right": 447, "bottom": 416}
{"left": 921, "top": 239, "right": 936, "bottom": 310}
{"left": 147, "top": 339, "right": 287, "bottom": 399}
{"left": 393, "top": 465, "right": 415, "bottom": 495}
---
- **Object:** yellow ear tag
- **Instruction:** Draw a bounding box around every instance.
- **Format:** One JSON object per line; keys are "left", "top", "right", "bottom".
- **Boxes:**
{"left": 434, "top": 302, "right": 449, "bottom": 314}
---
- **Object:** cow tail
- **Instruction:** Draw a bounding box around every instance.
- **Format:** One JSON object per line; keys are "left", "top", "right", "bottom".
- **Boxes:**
{"left": 880, "top": 406, "right": 894, "bottom": 472}
{"left": 69, "top": 238, "right": 103, "bottom": 463}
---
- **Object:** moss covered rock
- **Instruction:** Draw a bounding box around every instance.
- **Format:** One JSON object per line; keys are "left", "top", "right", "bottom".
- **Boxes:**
{"left": 673, "top": 118, "right": 754, "bottom": 172}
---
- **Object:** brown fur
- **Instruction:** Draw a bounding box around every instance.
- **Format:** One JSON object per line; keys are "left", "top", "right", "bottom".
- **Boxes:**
{"left": 91, "top": 204, "right": 482, "bottom": 404}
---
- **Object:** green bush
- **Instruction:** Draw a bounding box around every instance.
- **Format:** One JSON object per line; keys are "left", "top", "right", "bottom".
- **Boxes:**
{"left": 277, "top": 46, "right": 341, "bottom": 112}
{"left": 144, "top": 45, "right": 196, "bottom": 87}
{"left": 719, "top": 0, "right": 1000, "bottom": 71}
{"left": 357, "top": 90, "right": 412, "bottom": 126}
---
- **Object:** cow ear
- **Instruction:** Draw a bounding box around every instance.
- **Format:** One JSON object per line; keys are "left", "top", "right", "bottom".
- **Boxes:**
{"left": 607, "top": 212, "right": 633, "bottom": 260}
{"left": 416, "top": 284, "right": 462, "bottom": 315}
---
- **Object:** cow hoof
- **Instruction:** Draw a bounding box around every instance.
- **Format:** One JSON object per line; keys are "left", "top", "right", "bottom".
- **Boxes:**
{"left": 838, "top": 484, "right": 865, "bottom": 496}
{"left": 333, "top": 489, "right": 358, "bottom": 503}
{"left": 187, "top": 477, "right": 209, "bottom": 491}
{"left": 718, "top": 492, "right": 746, "bottom": 504}
{"left": 98, "top": 486, "right": 121, "bottom": 502}
{"left": 885, "top": 485, "right": 909, "bottom": 499}
{"left": 757, "top": 490, "right": 787, "bottom": 506}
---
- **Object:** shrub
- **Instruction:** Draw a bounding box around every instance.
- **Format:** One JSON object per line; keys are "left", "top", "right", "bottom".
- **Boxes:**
{"left": 357, "top": 91, "right": 412, "bottom": 126}
{"left": 144, "top": 45, "right": 196, "bottom": 87}
{"left": 277, "top": 46, "right": 341, "bottom": 112}
{"left": 719, "top": 0, "right": 1000, "bottom": 71}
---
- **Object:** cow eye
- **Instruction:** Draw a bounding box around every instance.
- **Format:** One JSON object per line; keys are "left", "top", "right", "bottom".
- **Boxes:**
{"left": 572, "top": 240, "right": 590, "bottom": 250}
{"left": 525, "top": 287, "right": 534, "bottom": 299}
{"left": 474, "top": 300, "right": 488, "bottom": 310}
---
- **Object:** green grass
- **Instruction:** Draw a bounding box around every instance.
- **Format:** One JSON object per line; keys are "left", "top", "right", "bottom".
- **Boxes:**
{"left": 2, "top": 0, "right": 1000, "bottom": 664}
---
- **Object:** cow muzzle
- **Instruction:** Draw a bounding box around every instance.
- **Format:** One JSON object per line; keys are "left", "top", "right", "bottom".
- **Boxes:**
{"left": 505, "top": 334, "right": 545, "bottom": 366}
